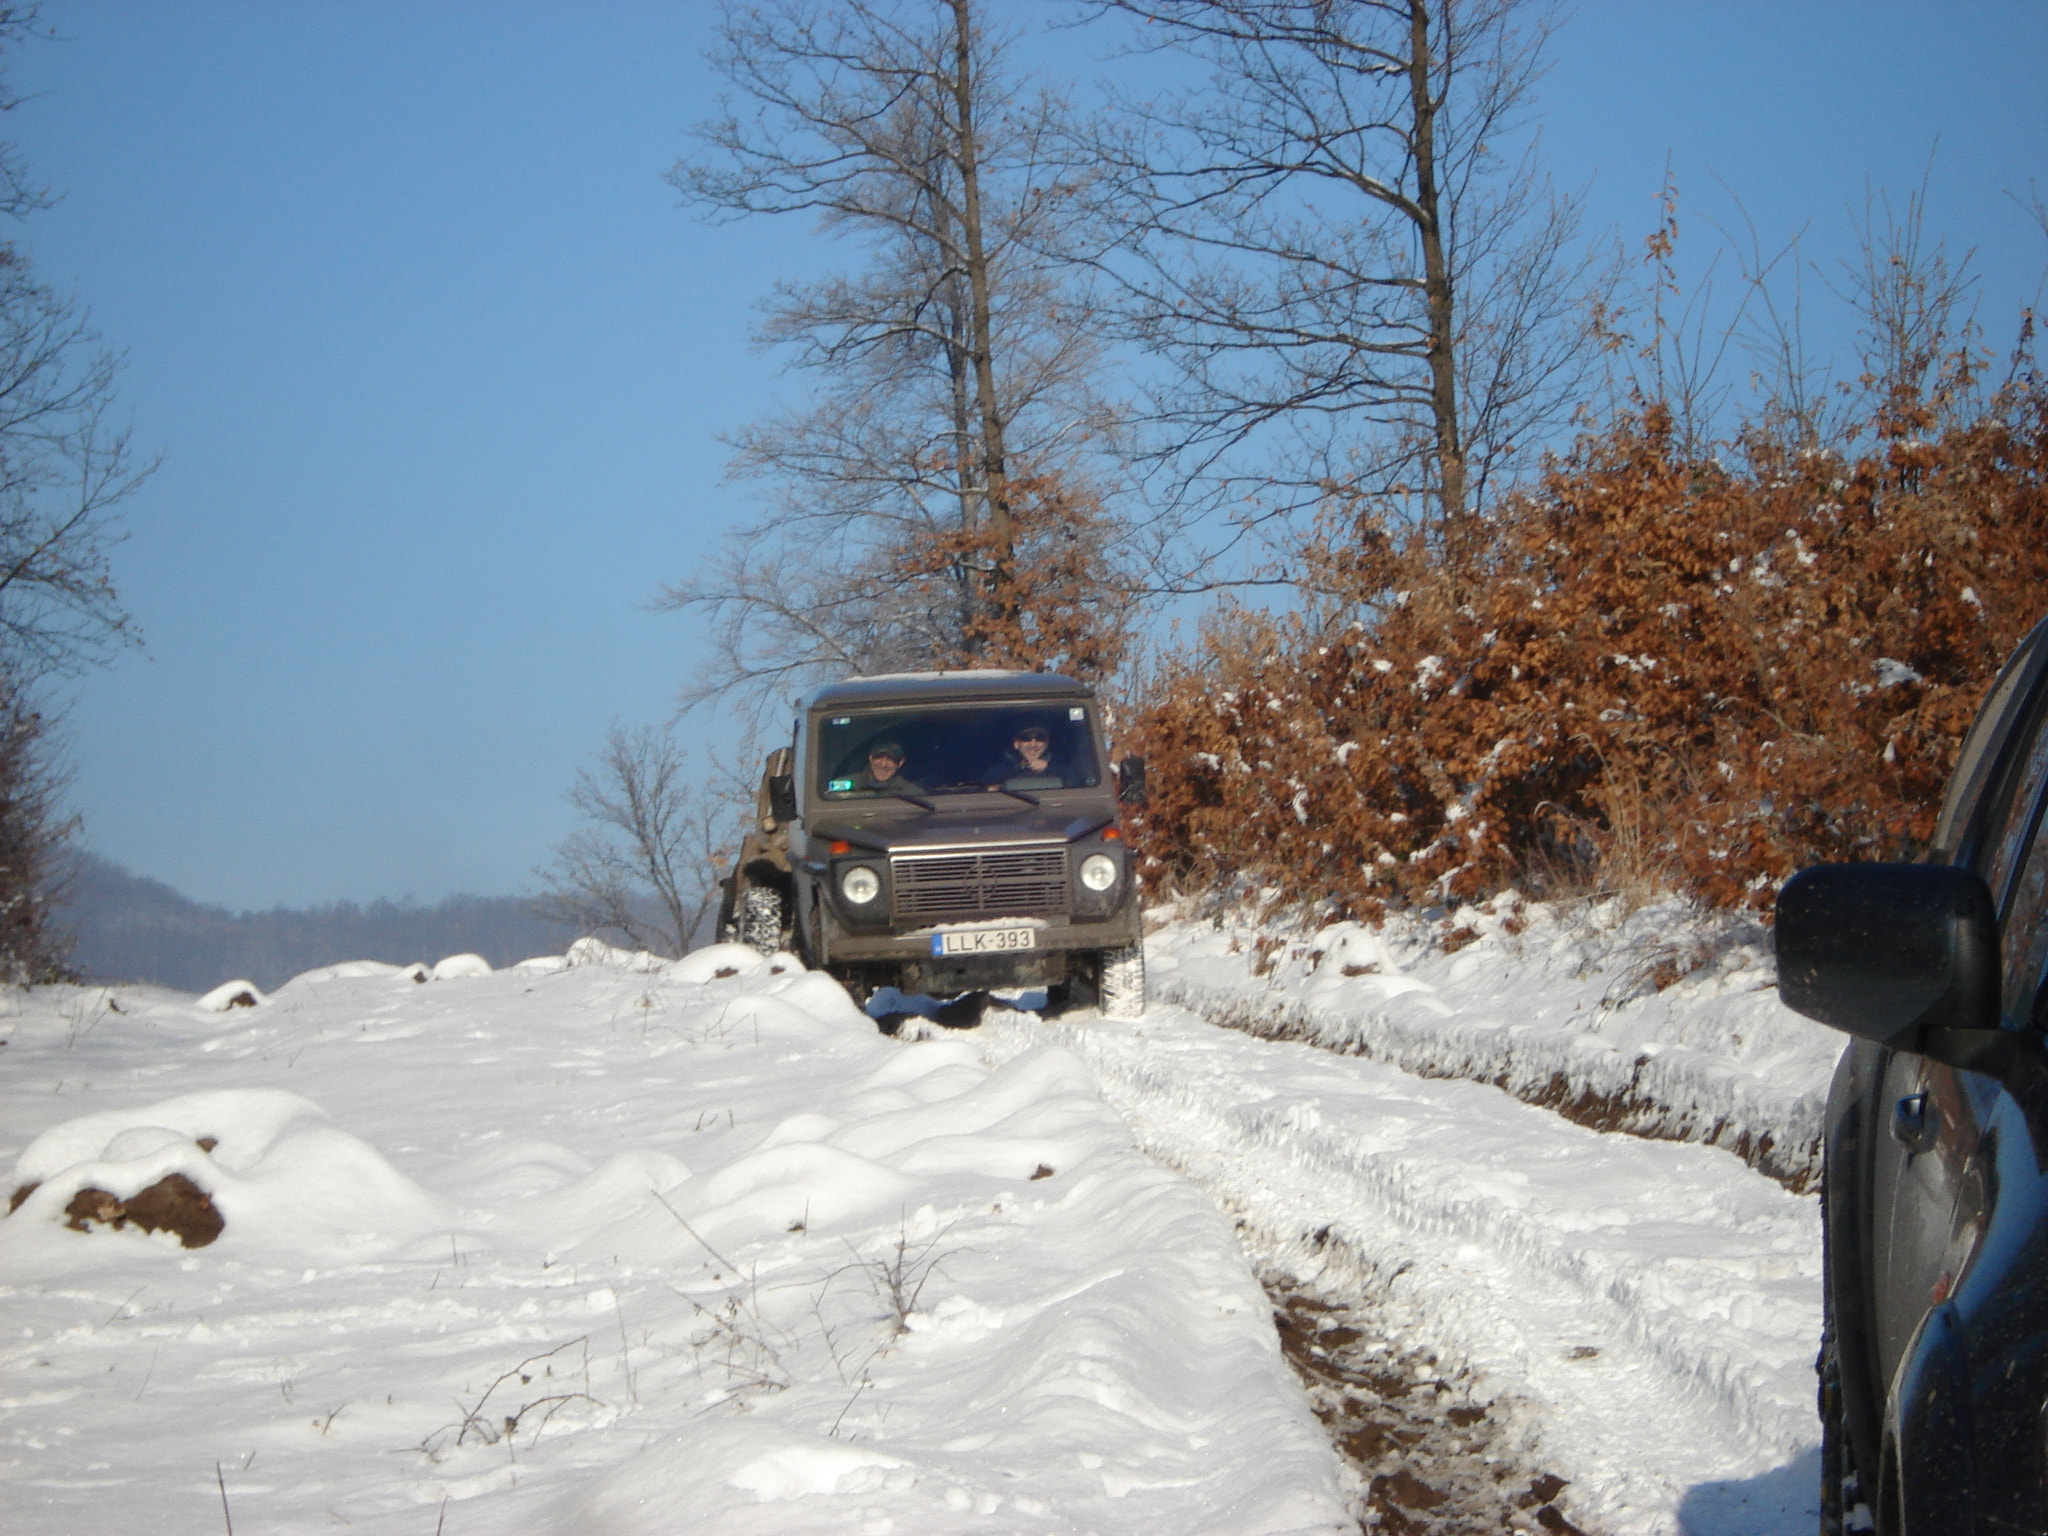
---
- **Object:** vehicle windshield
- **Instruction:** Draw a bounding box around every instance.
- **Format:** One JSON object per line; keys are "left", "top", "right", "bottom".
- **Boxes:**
{"left": 815, "top": 703, "right": 1102, "bottom": 800}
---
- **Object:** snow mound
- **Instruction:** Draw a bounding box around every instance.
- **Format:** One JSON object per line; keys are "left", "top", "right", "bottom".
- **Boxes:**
{"left": 669, "top": 941, "right": 766, "bottom": 982}
{"left": 565, "top": 935, "right": 668, "bottom": 971}
{"left": 431, "top": 952, "right": 492, "bottom": 979}
{"left": 196, "top": 978, "right": 265, "bottom": 1010}
{"left": 4, "top": 1088, "right": 450, "bottom": 1263}
{"left": 0, "top": 956, "right": 1348, "bottom": 1534}
{"left": 274, "top": 958, "right": 430, "bottom": 992}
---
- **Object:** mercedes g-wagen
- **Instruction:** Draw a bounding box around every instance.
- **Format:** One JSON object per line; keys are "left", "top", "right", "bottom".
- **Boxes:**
{"left": 719, "top": 670, "right": 1148, "bottom": 1017}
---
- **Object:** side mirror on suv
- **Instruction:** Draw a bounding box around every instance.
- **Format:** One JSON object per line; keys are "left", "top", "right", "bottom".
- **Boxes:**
{"left": 767, "top": 772, "right": 797, "bottom": 824}
{"left": 1777, "top": 862, "right": 2007, "bottom": 1070}
{"left": 1115, "top": 755, "right": 1148, "bottom": 807}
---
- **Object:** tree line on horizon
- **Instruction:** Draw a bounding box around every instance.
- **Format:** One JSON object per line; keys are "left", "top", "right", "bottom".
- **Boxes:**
{"left": 63, "top": 854, "right": 580, "bottom": 993}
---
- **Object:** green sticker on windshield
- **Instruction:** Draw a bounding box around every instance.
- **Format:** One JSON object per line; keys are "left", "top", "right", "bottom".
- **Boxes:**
{"left": 828, "top": 778, "right": 855, "bottom": 792}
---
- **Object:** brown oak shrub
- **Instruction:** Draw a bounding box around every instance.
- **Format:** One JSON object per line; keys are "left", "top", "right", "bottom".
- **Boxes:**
{"left": 1127, "top": 381, "right": 2048, "bottom": 914}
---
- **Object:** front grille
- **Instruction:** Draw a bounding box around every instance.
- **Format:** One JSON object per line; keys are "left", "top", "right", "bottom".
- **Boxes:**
{"left": 891, "top": 844, "right": 1069, "bottom": 923}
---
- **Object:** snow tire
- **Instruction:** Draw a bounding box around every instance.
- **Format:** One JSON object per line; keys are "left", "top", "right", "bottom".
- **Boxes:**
{"left": 1096, "top": 942, "right": 1146, "bottom": 1019}
{"left": 740, "top": 884, "right": 786, "bottom": 957}
{"left": 1817, "top": 1187, "right": 1869, "bottom": 1536}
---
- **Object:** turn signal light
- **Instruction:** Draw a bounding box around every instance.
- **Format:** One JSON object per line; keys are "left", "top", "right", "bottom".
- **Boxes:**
{"left": 829, "top": 839, "right": 853, "bottom": 855}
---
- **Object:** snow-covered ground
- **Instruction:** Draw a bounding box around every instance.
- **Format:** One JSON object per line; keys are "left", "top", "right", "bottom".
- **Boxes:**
{"left": 1056, "top": 895, "right": 1839, "bottom": 1535}
{"left": 0, "top": 944, "right": 1349, "bottom": 1535}
{"left": 1145, "top": 895, "right": 1842, "bottom": 1191}
{"left": 2, "top": 897, "right": 1842, "bottom": 1535}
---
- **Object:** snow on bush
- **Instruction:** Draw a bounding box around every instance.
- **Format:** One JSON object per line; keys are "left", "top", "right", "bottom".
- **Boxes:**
{"left": 1129, "top": 392, "right": 2048, "bottom": 912}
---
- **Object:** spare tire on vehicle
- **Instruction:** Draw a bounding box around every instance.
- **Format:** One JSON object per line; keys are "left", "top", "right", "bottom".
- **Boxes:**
{"left": 740, "top": 884, "right": 786, "bottom": 957}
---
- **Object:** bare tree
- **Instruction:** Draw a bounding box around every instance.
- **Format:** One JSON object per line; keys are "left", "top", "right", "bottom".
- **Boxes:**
{"left": 0, "top": 673, "right": 72, "bottom": 982}
{"left": 0, "top": 8, "right": 147, "bottom": 983}
{"left": 0, "top": 8, "right": 150, "bottom": 680}
{"left": 1088, "top": 0, "right": 1601, "bottom": 577}
{"left": 664, "top": 0, "right": 1128, "bottom": 719}
{"left": 0, "top": 261, "right": 151, "bottom": 675}
{"left": 533, "top": 724, "right": 740, "bottom": 958}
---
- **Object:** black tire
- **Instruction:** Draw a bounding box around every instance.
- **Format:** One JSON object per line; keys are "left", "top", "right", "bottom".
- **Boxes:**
{"left": 740, "top": 884, "right": 785, "bottom": 957}
{"left": 1818, "top": 1329, "right": 1849, "bottom": 1536}
{"left": 1818, "top": 1182, "right": 1866, "bottom": 1536}
{"left": 1097, "top": 942, "right": 1146, "bottom": 1019}
{"left": 714, "top": 876, "right": 739, "bottom": 946}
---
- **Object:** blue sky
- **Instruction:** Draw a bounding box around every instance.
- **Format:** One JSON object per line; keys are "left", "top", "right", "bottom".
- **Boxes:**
{"left": 10, "top": 1, "right": 2045, "bottom": 912}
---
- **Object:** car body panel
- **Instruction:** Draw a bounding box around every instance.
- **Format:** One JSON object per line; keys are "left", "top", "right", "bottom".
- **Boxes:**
{"left": 1787, "top": 611, "right": 2048, "bottom": 1533}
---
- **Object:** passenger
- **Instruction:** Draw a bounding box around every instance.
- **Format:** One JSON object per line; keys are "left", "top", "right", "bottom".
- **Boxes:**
{"left": 852, "top": 741, "right": 924, "bottom": 794}
{"left": 982, "top": 722, "right": 1065, "bottom": 789}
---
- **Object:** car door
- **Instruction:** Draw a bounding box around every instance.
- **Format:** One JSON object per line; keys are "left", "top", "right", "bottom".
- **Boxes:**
{"left": 1875, "top": 645, "right": 2048, "bottom": 1415}
{"left": 1960, "top": 688, "right": 2048, "bottom": 1527}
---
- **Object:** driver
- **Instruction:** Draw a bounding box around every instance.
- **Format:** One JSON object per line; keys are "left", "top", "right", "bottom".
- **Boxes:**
{"left": 852, "top": 740, "right": 924, "bottom": 794}
{"left": 982, "top": 722, "right": 1064, "bottom": 789}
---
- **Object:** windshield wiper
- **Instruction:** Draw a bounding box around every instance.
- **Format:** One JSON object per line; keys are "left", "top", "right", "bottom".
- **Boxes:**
{"left": 988, "top": 785, "right": 1040, "bottom": 806}
{"left": 880, "top": 789, "right": 936, "bottom": 811}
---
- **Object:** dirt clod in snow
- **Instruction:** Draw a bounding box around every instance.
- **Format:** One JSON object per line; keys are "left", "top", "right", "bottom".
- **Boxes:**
{"left": 1270, "top": 1278, "right": 1591, "bottom": 1535}
{"left": 60, "top": 1173, "right": 224, "bottom": 1248}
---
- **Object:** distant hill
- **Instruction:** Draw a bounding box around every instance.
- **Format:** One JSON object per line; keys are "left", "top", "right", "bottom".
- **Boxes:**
{"left": 58, "top": 854, "right": 581, "bottom": 993}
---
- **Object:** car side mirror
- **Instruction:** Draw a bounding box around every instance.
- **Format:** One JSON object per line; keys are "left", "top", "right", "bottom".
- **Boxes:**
{"left": 1115, "top": 755, "right": 1148, "bottom": 807}
{"left": 1777, "top": 863, "right": 2000, "bottom": 1058}
{"left": 767, "top": 773, "right": 797, "bottom": 823}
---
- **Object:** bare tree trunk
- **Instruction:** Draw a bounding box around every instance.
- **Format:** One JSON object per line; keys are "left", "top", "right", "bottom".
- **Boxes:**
{"left": 1091, "top": 0, "right": 1596, "bottom": 589}
{"left": 1407, "top": 0, "right": 1467, "bottom": 541}
{"left": 948, "top": 0, "right": 1016, "bottom": 626}
{"left": 665, "top": 0, "right": 1127, "bottom": 713}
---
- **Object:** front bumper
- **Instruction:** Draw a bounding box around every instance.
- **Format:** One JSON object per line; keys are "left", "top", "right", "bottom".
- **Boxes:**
{"left": 820, "top": 908, "right": 1142, "bottom": 966}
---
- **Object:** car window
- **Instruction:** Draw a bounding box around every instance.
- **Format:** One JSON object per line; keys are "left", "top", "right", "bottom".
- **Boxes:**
{"left": 2000, "top": 717, "right": 2048, "bottom": 1028}
{"left": 1938, "top": 620, "right": 2048, "bottom": 859}
{"left": 813, "top": 705, "right": 1103, "bottom": 798}
{"left": 1982, "top": 690, "right": 2048, "bottom": 911}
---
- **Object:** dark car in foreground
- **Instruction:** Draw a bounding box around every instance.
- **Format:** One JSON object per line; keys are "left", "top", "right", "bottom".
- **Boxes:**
{"left": 1777, "top": 613, "right": 2048, "bottom": 1534}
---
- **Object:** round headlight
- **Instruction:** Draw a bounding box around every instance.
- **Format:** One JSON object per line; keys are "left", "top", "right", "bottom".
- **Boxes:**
{"left": 1079, "top": 853, "right": 1118, "bottom": 892}
{"left": 839, "top": 865, "right": 882, "bottom": 905}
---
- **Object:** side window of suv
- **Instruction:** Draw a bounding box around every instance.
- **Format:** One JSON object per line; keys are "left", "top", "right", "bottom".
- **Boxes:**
{"left": 1999, "top": 716, "right": 2048, "bottom": 1030}
{"left": 1984, "top": 694, "right": 2048, "bottom": 911}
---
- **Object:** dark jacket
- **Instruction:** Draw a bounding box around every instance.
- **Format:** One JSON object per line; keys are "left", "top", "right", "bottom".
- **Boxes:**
{"left": 980, "top": 751, "right": 1066, "bottom": 789}
{"left": 851, "top": 768, "right": 925, "bottom": 794}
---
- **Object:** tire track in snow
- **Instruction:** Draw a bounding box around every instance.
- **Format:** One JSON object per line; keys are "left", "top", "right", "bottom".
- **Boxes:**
{"left": 970, "top": 1006, "right": 1821, "bottom": 1536}
{"left": 1143, "top": 905, "right": 1835, "bottom": 1193}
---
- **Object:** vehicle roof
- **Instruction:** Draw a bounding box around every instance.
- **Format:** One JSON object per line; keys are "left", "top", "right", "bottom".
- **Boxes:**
{"left": 799, "top": 670, "right": 1094, "bottom": 712}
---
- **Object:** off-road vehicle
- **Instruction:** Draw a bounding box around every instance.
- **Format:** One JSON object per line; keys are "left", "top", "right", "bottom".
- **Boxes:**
{"left": 719, "top": 670, "right": 1148, "bottom": 1017}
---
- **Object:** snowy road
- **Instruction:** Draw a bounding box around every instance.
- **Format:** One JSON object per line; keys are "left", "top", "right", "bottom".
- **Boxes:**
{"left": 976, "top": 1001, "right": 1823, "bottom": 1535}
{"left": 1, "top": 900, "right": 1833, "bottom": 1534}
{"left": 2, "top": 947, "right": 1352, "bottom": 1535}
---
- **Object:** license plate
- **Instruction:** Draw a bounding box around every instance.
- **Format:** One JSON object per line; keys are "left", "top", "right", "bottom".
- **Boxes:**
{"left": 932, "top": 928, "right": 1036, "bottom": 956}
